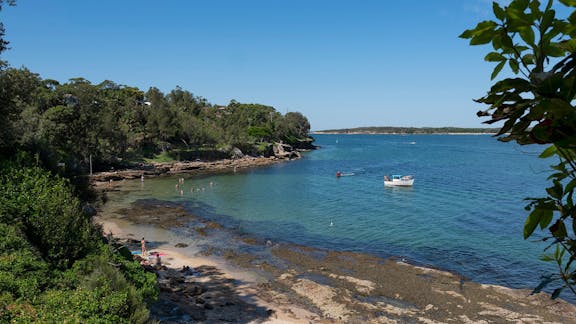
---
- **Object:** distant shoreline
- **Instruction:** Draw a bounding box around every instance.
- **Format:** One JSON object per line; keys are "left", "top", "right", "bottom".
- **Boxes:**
{"left": 311, "top": 131, "right": 497, "bottom": 135}
{"left": 311, "top": 126, "right": 499, "bottom": 135}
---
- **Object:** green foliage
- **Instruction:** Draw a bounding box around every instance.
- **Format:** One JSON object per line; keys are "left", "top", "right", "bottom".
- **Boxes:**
{"left": 0, "top": 204, "right": 156, "bottom": 322}
{"left": 462, "top": 0, "right": 576, "bottom": 298}
{"left": 0, "top": 165, "right": 100, "bottom": 269}
{"left": 0, "top": 66, "right": 313, "bottom": 169}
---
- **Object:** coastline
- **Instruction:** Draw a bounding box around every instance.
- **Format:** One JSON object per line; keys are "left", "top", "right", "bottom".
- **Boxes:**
{"left": 311, "top": 132, "right": 496, "bottom": 135}
{"left": 95, "top": 179, "right": 576, "bottom": 323}
{"left": 90, "top": 155, "right": 291, "bottom": 185}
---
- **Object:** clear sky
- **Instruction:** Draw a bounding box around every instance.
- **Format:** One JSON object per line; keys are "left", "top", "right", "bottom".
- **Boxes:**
{"left": 0, "top": 0, "right": 548, "bottom": 130}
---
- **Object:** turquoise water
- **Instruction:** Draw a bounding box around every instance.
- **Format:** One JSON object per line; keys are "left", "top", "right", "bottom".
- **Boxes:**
{"left": 112, "top": 134, "right": 562, "bottom": 293}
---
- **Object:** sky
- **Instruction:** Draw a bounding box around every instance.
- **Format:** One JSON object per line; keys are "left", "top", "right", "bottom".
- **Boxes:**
{"left": 0, "top": 0, "right": 550, "bottom": 131}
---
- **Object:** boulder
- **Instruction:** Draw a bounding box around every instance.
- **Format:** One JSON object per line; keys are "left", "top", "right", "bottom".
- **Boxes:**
{"left": 230, "top": 147, "right": 244, "bottom": 159}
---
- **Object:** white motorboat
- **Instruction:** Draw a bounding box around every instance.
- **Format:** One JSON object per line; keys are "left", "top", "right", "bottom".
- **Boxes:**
{"left": 384, "top": 174, "right": 414, "bottom": 187}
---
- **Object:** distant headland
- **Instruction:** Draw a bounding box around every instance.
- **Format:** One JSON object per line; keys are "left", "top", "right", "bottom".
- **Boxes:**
{"left": 312, "top": 126, "right": 499, "bottom": 135}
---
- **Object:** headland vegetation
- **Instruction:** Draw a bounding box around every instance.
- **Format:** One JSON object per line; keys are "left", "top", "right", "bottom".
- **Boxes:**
{"left": 314, "top": 126, "right": 499, "bottom": 135}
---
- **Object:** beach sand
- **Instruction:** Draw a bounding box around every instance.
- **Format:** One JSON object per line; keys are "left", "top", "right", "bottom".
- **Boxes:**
{"left": 95, "top": 196, "right": 576, "bottom": 323}
{"left": 98, "top": 217, "right": 317, "bottom": 323}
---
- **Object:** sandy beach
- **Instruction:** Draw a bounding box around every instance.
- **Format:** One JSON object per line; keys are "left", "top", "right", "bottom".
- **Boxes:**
{"left": 95, "top": 189, "right": 576, "bottom": 323}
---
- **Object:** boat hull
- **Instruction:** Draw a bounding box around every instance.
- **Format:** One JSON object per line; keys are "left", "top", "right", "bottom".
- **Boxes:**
{"left": 384, "top": 179, "right": 414, "bottom": 187}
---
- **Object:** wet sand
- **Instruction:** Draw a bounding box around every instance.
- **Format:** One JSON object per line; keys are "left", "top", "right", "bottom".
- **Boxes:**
{"left": 96, "top": 196, "right": 576, "bottom": 323}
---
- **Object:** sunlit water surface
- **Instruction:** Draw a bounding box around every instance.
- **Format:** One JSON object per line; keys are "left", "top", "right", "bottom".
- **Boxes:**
{"left": 105, "top": 134, "right": 568, "bottom": 298}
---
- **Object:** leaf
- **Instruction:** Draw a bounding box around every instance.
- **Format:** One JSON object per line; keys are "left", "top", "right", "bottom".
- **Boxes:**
{"left": 471, "top": 29, "right": 497, "bottom": 45}
{"left": 509, "top": 59, "right": 520, "bottom": 74}
{"left": 459, "top": 29, "right": 475, "bottom": 39}
{"left": 529, "top": 0, "right": 541, "bottom": 16}
{"left": 540, "top": 254, "right": 555, "bottom": 262}
{"left": 510, "top": 0, "right": 530, "bottom": 11}
{"left": 565, "top": 178, "right": 576, "bottom": 193}
{"left": 539, "top": 145, "right": 557, "bottom": 158}
{"left": 493, "top": 2, "right": 506, "bottom": 21}
{"left": 485, "top": 52, "right": 506, "bottom": 62}
{"left": 459, "top": 20, "right": 498, "bottom": 40}
{"left": 522, "top": 53, "right": 535, "bottom": 65}
{"left": 559, "top": 0, "right": 576, "bottom": 7}
{"left": 524, "top": 209, "right": 543, "bottom": 239}
{"left": 547, "top": 172, "right": 567, "bottom": 181}
{"left": 491, "top": 61, "right": 507, "bottom": 80}
{"left": 545, "top": 43, "right": 567, "bottom": 57}
{"left": 550, "top": 220, "right": 568, "bottom": 239}
{"left": 539, "top": 208, "right": 554, "bottom": 229}
{"left": 541, "top": 9, "right": 555, "bottom": 33}
{"left": 546, "top": 180, "right": 564, "bottom": 199}
{"left": 519, "top": 26, "right": 536, "bottom": 46}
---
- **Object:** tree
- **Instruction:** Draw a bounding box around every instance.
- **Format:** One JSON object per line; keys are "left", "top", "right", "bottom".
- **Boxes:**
{"left": 280, "top": 112, "right": 311, "bottom": 141}
{"left": 461, "top": 0, "right": 576, "bottom": 298}
{"left": 0, "top": 0, "right": 16, "bottom": 59}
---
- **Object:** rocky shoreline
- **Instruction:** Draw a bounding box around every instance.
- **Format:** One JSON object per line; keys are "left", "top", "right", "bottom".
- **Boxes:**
{"left": 97, "top": 197, "right": 576, "bottom": 323}
{"left": 90, "top": 143, "right": 311, "bottom": 185}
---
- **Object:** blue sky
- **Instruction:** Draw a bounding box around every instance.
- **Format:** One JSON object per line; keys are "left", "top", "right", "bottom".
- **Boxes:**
{"left": 0, "top": 0, "right": 553, "bottom": 130}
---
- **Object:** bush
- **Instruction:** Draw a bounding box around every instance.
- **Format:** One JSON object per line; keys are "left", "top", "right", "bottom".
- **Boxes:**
{"left": 0, "top": 166, "right": 100, "bottom": 269}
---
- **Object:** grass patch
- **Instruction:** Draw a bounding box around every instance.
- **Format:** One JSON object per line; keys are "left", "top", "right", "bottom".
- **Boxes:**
{"left": 143, "top": 151, "right": 175, "bottom": 163}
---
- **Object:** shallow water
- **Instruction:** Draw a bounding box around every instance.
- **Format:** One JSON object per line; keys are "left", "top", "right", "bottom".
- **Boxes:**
{"left": 104, "top": 134, "right": 570, "bottom": 299}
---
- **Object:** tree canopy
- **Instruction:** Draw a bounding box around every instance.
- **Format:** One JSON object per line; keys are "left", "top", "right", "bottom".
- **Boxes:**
{"left": 0, "top": 67, "right": 312, "bottom": 173}
{"left": 461, "top": 0, "right": 576, "bottom": 298}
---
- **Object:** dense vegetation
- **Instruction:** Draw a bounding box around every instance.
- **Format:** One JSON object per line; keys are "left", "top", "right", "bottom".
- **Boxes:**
{"left": 462, "top": 0, "right": 576, "bottom": 298}
{"left": 0, "top": 1, "right": 311, "bottom": 321}
{"left": 0, "top": 159, "right": 158, "bottom": 322}
{"left": 315, "top": 126, "right": 499, "bottom": 134}
{"left": 0, "top": 67, "right": 312, "bottom": 174}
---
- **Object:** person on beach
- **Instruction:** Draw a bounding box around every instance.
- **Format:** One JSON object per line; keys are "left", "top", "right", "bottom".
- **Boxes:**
{"left": 141, "top": 237, "right": 147, "bottom": 257}
{"left": 154, "top": 252, "right": 162, "bottom": 267}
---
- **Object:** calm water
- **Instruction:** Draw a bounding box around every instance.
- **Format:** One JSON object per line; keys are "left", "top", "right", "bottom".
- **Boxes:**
{"left": 109, "top": 134, "right": 563, "bottom": 294}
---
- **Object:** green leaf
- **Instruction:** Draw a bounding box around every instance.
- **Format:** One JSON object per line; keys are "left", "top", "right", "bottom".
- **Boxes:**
{"left": 559, "top": 0, "right": 576, "bottom": 7}
{"left": 524, "top": 209, "right": 543, "bottom": 239}
{"left": 546, "top": 180, "right": 564, "bottom": 199}
{"left": 547, "top": 172, "right": 567, "bottom": 181}
{"left": 485, "top": 52, "right": 506, "bottom": 62}
{"left": 565, "top": 178, "right": 576, "bottom": 193}
{"left": 491, "top": 61, "right": 507, "bottom": 80}
{"left": 539, "top": 145, "right": 557, "bottom": 158}
{"left": 471, "top": 29, "right": 497, "bottom": 45}
{"left": 522, "top": 53, "right": 535, "bottom": 65}
{"left": 493, "top": 2, "right": 506, "bottom": 20}
{"left": 529, "top": 0, "right": 541, "bottom": 17}
{"left": 540, "top": 254, "right": 555, "bottom": 262}
{"left": 545, "top": 43, "right": 567, "bottom": 57}
{"left": 459, "top": 29, "right": 475, "bottom": 39}
{"left": 541, "top": 9, "right": 555, "bottom": 32}
{"left": 539, "top": 208, "right": 553, "bottom": 229}
{"left": 550, "top": 220, "right": 568, "bottom": 239}
{"left": 519, "top": 26, "right": 536, "bottom": 46}
{"left": 509, "top": 59, "right": 520, "bottom": 74}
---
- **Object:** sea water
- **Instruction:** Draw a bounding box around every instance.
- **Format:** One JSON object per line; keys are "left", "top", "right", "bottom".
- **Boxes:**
{"left": 110, "top": 134, "right": 566, "bottom": 296}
